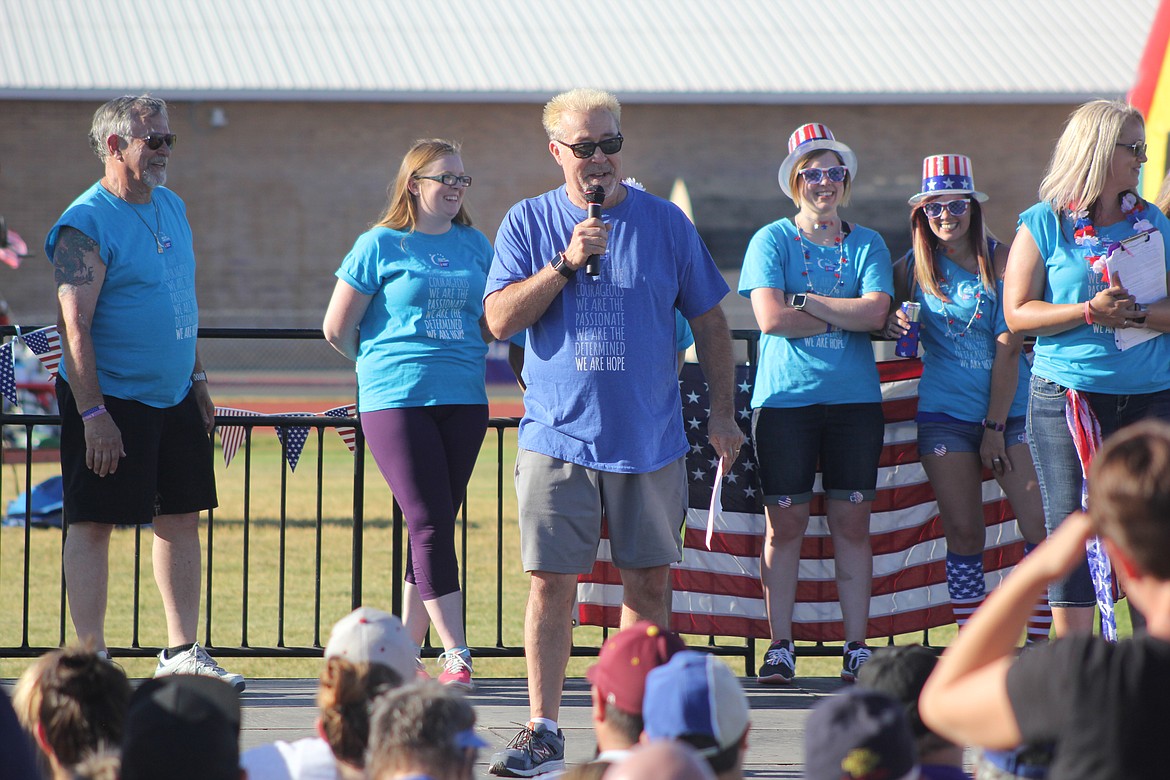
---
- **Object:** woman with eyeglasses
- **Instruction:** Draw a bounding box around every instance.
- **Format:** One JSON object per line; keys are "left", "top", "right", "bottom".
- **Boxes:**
{"left": 883, "top": 155, "right": 1049, "bottom": 639}
{"left": 739, "top": 123, "right": 893, "bottom": 685}
{"left": 323, "top": 139, "right": 492, "bottom": 688}
{"left": 1003, "top": 99, "right": 1170, "bottom": 636}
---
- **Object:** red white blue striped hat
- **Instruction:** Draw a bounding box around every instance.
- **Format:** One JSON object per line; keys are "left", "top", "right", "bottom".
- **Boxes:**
{"left": 908, "top": 153, "right": 988, "bottom": 205}
{"left": 778, "top": 122, "right": 858, "bottom": 198}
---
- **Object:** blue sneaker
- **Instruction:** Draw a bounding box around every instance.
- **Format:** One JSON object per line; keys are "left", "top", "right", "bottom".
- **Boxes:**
{"left": 488, "top": 722, "right": 566, "bottom": 777}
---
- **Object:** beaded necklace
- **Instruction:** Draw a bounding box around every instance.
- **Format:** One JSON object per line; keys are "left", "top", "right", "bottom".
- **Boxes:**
{"left": 794, "top": 225, "right": 848, "bottom": 295}
{"left": 935, "top": 259, "right": 985, "bottom": 340}
{"left": 1072, "top": 191, "right": 1151, "bottom": 283}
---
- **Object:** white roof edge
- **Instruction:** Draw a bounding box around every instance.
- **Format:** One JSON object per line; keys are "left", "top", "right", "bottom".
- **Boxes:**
{"left": 0, "top": 89, "right": 1131, "bottom": 105}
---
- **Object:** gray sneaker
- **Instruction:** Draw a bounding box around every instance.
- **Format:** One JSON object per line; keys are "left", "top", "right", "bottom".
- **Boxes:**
{"left": 489, "top": 722, "right": 565, "bottom": 777}
{"left": 155, "top": 642, "right": 246, "bottom": 691}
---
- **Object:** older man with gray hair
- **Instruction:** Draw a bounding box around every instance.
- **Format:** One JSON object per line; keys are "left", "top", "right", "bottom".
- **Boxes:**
{"left": 45, "top": 95, "right": 239, "bottom": 688}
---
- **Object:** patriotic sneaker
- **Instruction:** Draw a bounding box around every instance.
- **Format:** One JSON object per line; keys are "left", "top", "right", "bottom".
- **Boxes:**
{"left": 155, "top": 642, "right": 246, "bottom": 691}
{"left": 841, "top": 641, "right": 872, "bottom": 683}
{"left": 438, "top": 647, "right": 473, "bottom": 691}
{"left": 488, "top": 722, "right": 565, "bottom": 777}
{"left": 757, "top": 639, "right": 796, "bottom": 685}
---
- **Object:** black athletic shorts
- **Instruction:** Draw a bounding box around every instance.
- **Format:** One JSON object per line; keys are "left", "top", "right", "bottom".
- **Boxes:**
{"left": 57, "top": 379, "right": 218, "bottom": 525}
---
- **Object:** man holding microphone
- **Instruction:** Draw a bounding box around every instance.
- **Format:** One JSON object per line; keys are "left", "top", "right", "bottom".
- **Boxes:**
{"left": 483, "top": 87, "right": 741, "bottom": 777}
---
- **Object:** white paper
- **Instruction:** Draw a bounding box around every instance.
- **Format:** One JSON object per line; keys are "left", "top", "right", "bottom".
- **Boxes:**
{"left": 1105, "top": 229, "right": 1167, "bottom": 350}
{"left": 705, "top": 456, "right": 725, "bottom": 550}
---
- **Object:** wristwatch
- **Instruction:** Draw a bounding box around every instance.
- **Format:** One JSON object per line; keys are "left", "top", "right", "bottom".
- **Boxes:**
{"left": 551, "top": 252, "right": 575, "bottom": 280}
{"left": 790, "top": 293, "right": 808, "bottom": 311}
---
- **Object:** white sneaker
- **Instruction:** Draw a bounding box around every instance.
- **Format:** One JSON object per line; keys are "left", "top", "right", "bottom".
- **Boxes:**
{"left": 155, "top": 642, "right": 246, "bottom": 691}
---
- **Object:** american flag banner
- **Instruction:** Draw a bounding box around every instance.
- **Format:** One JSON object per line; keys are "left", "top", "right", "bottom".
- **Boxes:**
{"left": 0, "top": 341, "right": 17, "bottom": 408}
{"left": 20, "top": 326, "right": 61, "bottom": 379}
{"left": 274, "top": 414, "right": 315, "bottom": 472}
{"left": 322, "top": 403, "right": 358, "bottom": 452}
{"left": 576, "top": 358, "right": 1027, "bottom": 642}
{"left": 214, "top": 406, "right": 260, "bottom": 467}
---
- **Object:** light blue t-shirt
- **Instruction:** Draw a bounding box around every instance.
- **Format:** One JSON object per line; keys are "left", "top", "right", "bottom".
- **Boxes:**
{"left": 738, "top": 218, "right": 893, "bottom": 408}
{"left": 45, "top": 182, "right": 198, "bottom": 408}
{"left": 337, "top": 224, "right": 493, "bottom": 412}
{"left": 913, "top": 251, "right": 1028, "bottom": 421}
{"left": 485, "top": 185, "right": 729, "bottom": 473}
{"left": 1021, "top": 201, "right": 1170, "bottom": 394}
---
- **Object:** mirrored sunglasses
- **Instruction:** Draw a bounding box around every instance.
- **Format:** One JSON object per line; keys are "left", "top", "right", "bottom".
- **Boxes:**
{"left": 556, "top": 135, "right": 624, "bottom": 159}
{"left": 797, "top": 165, "right": 848, "bottom": 185}
{"left": 921, "top": 199, "right": 970, "bottom": 219}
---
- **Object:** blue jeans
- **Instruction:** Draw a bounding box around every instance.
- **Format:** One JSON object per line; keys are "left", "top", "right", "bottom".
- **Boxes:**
{"left": 1026, "top": 375, "right": 1170, "bottom": 606}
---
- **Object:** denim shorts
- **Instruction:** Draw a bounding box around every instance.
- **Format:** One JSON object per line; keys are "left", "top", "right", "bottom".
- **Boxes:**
{"left": 752, "top": 403, "right": 885, "bottom": 505}
{"left": 1027, "top": 374, "right": 1170, "bottom": 606}
{"left": 916, "top": 414, "right": 1027, "bottom": 457}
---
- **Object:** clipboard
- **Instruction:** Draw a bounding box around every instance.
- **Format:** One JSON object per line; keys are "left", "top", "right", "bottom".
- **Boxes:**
{"left": 1105, "top": 228, "right": 1166, "bottom": 350}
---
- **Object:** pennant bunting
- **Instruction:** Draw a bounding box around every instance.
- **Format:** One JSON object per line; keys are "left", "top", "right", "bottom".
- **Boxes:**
{"left": 322, "top": 403, "right": 358, "bottom": 452}
{"left": 0, "top": 341, "right": 16, "bottom": 408}
{"left": 275, "top": 414, "right": 314, "bottom": 472}
{"left": 576, "top": 359, "right": 1026, "bottom": 642}
{"left": 20, "top": 326, "right": 61, "bottom": 379}
{"left": 214, "top": 406, "right": 260, "bottom": 467}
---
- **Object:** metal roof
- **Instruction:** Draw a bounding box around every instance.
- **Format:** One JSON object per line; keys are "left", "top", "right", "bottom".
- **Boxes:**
{"left": 0, "top": 0, "right": 1157, "bottom": 103}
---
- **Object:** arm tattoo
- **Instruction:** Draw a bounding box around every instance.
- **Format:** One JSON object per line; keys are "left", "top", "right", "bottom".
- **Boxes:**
{"left": 53, "top": 227, "right": 98, "bottom": 286}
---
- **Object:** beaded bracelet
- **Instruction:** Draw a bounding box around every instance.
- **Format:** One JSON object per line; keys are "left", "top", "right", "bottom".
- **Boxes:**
{"left": 81, "top": 404, "right": 107, "bottom": 422}
{"left": 981, "top": 418, "right": 1006, "bottom": 432}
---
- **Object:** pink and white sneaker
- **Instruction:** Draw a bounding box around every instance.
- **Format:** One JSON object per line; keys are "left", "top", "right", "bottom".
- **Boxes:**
{"left": 438, "top": 647, "right": 473, "bottom": 691}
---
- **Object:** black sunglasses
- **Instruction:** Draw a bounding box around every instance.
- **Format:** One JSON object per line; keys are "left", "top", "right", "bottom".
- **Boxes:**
{"left": 1117, "top": 141, "right": 1148, "bottom": 158}
{"left": 555, "top": 135, "right": 624, "bottom": 159}
{"left": 130, "top": 133, "right": 177, "bottom": 150}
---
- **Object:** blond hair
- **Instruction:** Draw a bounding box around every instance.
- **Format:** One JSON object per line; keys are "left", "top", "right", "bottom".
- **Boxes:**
{"left": 542, "top": 89, "right": 621, "bottom": 141}
{"left": 1039, "top": 99, "right": 1144, "bottom": 214}
{"left": 374, "top": 139, "right": 472, "bottom": 232}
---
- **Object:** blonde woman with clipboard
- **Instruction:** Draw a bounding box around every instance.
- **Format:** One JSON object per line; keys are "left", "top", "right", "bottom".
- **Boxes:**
{"left": 1003, "top": 99, "right": 1170, "bottom": 637}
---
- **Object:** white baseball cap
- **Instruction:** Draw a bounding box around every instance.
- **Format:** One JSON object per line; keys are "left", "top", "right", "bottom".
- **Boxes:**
{"left": 324, "top": 606, "right": 418, "bottom": 683}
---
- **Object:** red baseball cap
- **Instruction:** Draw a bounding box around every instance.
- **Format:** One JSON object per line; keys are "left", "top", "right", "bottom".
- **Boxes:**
{"left": 585, "top": 621, "right": 686, "bottom": 715}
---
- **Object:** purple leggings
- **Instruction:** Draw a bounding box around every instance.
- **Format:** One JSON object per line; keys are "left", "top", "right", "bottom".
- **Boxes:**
{"left": 361, "top": 404, "right": 488, "bottom": 600}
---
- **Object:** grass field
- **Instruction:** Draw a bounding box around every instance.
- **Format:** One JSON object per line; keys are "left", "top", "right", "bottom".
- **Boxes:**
{"left": 0, "top": 400, "right": 1134, "bottom": 681}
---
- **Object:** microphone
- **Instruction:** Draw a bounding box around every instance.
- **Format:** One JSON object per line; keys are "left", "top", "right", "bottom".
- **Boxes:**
{"left": 584, "top": 186, "right": 605, "bottom": 280}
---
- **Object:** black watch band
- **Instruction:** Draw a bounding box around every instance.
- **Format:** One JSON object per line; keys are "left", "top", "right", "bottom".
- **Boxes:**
{"left": 551, "top": 252, "right": 575, "bottom": 280}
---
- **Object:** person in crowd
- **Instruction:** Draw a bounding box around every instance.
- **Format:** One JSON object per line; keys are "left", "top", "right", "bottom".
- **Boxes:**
{"left": 11, "top": 646, "right": 131, "bottom": 780}
{"left": 365, "top": 681, "right": 487, "bottom": 780}
{"left": 45, "top": 94, "right": 240, "bottom": 689}
{"left": 120, "top": 674, "right": 244, "bottom": 780}
{"left": 856, "top": 644, "right": 968, "bottom": 779}
{"left": 241, "top": 606, "right": 417, "bottom": 780}
{"left": 585, "top": 621, "right": 687, "bottom": 768}
{"left": 803, "top": 687, "right": 919, "bottom": 780}
{"left": 482, "top": 88, "right": 741, "bottom": 777}
{"left": 739, "top": 123, "right": 893, "bottom": 685}
{"left": 641, "top": 651, "right": 751, "bottom": 780}
{"left": 323, "top": 139, "right": 493, "bottom": 689}
{"left": 604, "top": 741, "right": 716, "bottom": 780}
{"left": 883, "top": 155, "right": 1050, "bottom": 639}
{"left": 1002, "top": 98, "right": 1170, "bottom": 635}
{"left": 920, "top": 420, "right": 1170, "bottom": 780}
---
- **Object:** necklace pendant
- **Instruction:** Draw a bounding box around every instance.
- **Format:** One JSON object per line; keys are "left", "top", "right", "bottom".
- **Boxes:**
{"left": 156, "top": 242, "right": 164, "bottom": 254}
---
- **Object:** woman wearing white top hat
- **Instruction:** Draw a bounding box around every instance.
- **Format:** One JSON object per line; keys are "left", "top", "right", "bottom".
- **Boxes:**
{"left": 739, "top": 123, "right": 893, "bottom": 684}
{"left": 884, "top": 155, "right": 1050, "bottom": 639}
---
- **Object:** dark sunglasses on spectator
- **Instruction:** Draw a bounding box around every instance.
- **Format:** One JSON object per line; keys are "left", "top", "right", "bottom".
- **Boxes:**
{"left": 797, "top": 165, "right": 848, "bottom": 185}
{"left": 555, "top": 135, "right": 624, "bottom": 159}
{"left": 1117, "top": 140, "right": 1148, "bottom": 158}
{"left": 921, "top": 199, "right": 971, "bottom": 219}
{"left": 130, "top": 133, "right": 177, "bottom": 150}
{"left": 414, "top": 173, "right": 473, "bottom": 188}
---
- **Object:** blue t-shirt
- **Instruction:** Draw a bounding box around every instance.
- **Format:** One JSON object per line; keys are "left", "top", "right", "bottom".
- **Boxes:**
{"left": 1021, "top": 201, "right": 1170, "bottom": 394}
{"left": 45, "top": 182, "right": 198, "bottom": 408}
{"left": 511, "top": 310, "right": 693, "bottom": 354}
{"left": 738, "top": 218, "right": 893, "bottom": 408}
{"left": 913, "top": 251, "right": 1029, "bottom": 421}
{"left": 485, "top": 185, "right": 729, "bottom": 473}
{"left": 336, "top": 224, "right": 493, "bottom": 412}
